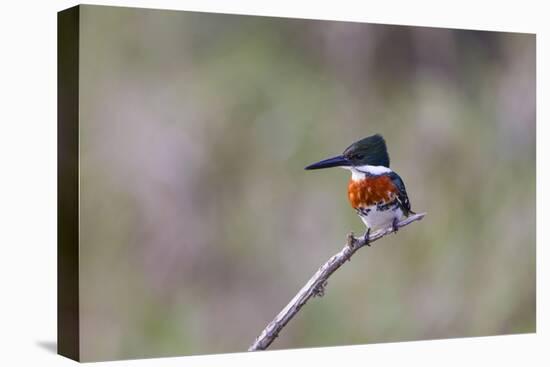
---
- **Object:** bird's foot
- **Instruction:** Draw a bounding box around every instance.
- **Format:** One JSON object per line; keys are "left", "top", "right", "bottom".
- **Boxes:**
{"left": 392, "top": 218, "right": 399, "bottom": 233}
{"left": 363, "top": 228, "right": 371, "bottom": 246}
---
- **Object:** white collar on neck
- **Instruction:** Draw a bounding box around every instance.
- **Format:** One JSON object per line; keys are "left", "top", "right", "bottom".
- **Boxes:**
{"left": 342, "top": 165, "right": 392, "bottom": 181}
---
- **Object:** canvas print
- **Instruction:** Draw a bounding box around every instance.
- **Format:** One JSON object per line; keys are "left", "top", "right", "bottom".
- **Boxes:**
{"left": 58, "top": 5, "right": 535, "bottom": 362}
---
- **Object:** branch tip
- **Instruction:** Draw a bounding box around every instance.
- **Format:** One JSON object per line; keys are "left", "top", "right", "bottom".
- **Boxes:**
{"left": 248, "top": 212, "right": 426, "bottom": 351}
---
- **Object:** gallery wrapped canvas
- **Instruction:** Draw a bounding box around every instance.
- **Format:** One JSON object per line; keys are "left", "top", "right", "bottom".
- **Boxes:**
{"left": 58, "top": 5, "right": 535, "bottom": 362}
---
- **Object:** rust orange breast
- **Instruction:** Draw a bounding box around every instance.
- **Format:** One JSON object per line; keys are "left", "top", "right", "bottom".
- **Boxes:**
{"left": 347, "top": 175, "right": 397, "bottom": 209}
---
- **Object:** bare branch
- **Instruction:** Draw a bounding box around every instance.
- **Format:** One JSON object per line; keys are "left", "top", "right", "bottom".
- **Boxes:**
{"left": 248, "top": 212, "right": 426, "bottom": 351}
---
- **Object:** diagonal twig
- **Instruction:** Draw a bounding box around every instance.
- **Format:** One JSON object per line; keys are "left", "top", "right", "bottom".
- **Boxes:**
{"left": 248, "top": 212, "right": 426, "bottom": 351}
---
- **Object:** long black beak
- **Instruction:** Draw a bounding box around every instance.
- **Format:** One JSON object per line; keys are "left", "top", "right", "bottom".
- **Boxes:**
{"left": 305, "top": 155, "right": 350, "bottom": 170}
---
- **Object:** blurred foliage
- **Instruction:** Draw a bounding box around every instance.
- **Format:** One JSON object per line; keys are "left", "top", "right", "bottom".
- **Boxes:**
{"left": 76, "top": 5, "right": 535, "bottom": 361}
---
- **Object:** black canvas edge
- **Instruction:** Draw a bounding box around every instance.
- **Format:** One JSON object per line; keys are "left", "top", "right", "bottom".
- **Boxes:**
{"left": 57, "top": 5, "right": 80, "bottom": 362}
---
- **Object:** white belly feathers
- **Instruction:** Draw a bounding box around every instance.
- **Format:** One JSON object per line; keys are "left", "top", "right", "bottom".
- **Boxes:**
{"left": 358, "top": 203, "right": 404, "bottom": 230}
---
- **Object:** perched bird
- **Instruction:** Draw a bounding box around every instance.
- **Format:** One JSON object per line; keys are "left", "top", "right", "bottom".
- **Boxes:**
{"left": 305, "top": 134, "right": 414, "bottom": 244}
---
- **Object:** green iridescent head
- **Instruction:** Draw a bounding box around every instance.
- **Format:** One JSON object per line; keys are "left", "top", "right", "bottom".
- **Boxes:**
{"left": 305, "top": 134, "right": 390, "bottom": 170}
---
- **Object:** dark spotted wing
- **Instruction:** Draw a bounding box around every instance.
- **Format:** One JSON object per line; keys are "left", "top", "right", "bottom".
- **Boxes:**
{"left": 387, "top": 172, "right": 413, "bottom": 216}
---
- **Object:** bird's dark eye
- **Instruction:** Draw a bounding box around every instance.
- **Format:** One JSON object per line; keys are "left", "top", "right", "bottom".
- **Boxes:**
{"left": 354, "top": 154, "right": 364, "bottom": 160}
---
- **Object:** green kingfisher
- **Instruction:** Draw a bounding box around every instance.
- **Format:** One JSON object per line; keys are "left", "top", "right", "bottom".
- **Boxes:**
{"left": 305, "top": 134, "right": 414, "bottom": 244}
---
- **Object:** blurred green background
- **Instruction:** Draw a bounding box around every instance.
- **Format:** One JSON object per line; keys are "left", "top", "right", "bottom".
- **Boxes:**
{"left": 77, "top": 5, "right": 535, "bottom": 361}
